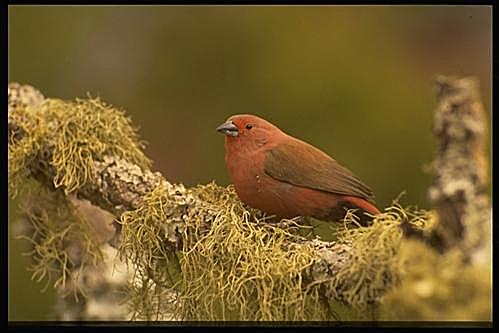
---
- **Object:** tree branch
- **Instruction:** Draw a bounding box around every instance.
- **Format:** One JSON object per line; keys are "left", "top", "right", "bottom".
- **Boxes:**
{"left": 425, "top": 76, "right": 489, "bottom": 258}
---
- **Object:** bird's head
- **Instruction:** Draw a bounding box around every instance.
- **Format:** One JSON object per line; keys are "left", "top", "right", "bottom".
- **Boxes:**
{"left": 216, "top": 114, "right": 283, "bottom": 151}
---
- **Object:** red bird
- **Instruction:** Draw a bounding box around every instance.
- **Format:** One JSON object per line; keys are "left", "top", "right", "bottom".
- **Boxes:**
{"left": 216, "top": 114, "right": 381, "bottom": 225}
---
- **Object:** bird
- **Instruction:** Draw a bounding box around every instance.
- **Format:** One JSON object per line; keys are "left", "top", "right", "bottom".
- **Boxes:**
{"left": 216, "top": 114, "right": 381, "bottom": 226}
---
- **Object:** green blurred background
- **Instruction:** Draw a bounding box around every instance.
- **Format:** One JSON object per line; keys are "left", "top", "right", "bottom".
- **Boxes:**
{"left": 8, "top": 6, "right": 491, "bottom": 320}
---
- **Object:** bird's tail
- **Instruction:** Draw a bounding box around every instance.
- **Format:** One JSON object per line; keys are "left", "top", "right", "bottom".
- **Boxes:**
{"left": 343, "top": 196, "right": 381, "bottom": 226}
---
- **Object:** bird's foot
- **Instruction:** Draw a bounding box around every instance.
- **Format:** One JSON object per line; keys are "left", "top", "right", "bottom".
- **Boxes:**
{"left": 270, "top": 216, "right": 310, "bottom": 229}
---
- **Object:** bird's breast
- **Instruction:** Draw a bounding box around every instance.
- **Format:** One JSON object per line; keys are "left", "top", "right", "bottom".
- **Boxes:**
{"left": 225, "top": 149, "right": 306, "bottom": 217}
{"left": 226, "top": 151, "right": 264, "bottom": 196}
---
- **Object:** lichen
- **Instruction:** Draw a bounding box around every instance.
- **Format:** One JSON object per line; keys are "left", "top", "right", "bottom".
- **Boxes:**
{"left": 9, "top": 95, "right": 150, "bottom": 299}
{"left": 118, "top": 181, "right": 442, "bottom": 321}
{"left": 15, "top": 182, "right": 103, "bottom": 299}
{"left": 119, "top": 182, "right": 333, "bottom": 320}
{"left": 179, "top": 183, "right": 331, "bottom": 321}
{"left": 379, "top": 238, "right": 491, "bottom": 321}
{"left": 9, "top": 97, "right": 150, "bottom": 196}
{"left": 319, "top": 204, "right": 435, "bottom": 312}
{"left": 119, "top": 180, "right": 192, "bottom": 320}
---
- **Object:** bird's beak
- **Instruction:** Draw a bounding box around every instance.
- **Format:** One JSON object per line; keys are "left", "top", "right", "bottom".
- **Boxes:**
{"left": 216, "top": 121, "right": 239, "bottom": 137}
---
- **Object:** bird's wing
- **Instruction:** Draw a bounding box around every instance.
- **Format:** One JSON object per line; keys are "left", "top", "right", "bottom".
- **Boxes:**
{"left": 264, "top": 139, "right": 375, "bottom": 202}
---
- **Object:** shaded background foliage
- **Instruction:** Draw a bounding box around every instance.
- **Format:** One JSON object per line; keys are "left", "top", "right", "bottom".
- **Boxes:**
{"left": 8, "top": 5, "right": 491, "bottom": 320}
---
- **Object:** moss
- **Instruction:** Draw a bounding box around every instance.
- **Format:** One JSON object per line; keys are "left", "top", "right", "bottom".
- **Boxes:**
{"left": 314, "top": 204, "right": 434, "bottom": 316}
{"left": 379, "top": 239, "right": 491, "bottom": 321}
{"left": 119, "top": 181, "right": 440, "bottom": 321}
{"left": 180, "top": 183, "right": 333, "bottom": 321}
{"left": 119, "top": 182, "right": 333, "bottom": 320}
{"left": 9, "top": 96, "right": 150, "bottom": 299}
{"left": 15, "top": 183, "right": 102, "bottom": 299}
{"left": 9, "top": 97, "right": 150, "bottom": 196}
{"left": 119, "top": 181, "right": 188, "bottom": 320}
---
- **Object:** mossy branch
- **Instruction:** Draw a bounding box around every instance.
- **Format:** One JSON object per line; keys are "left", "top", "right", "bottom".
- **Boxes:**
{"left": 399, "top": 76, "right": 491, "bottom": 260}
{"left": 7, "top": 83, "right": 360, "bottom": 277}
{"left": 429, "top": 76, "right": 490, "bottom": 257}
{"left": 8, "top": 80, "right": 490, "bottom": 321}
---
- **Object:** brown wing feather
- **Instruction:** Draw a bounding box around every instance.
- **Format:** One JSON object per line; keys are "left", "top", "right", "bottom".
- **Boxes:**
{"left": 264, "top": 139, "right": 375, "bottom": 202}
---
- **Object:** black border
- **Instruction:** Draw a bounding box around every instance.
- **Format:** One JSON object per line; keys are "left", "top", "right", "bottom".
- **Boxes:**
{"left": 4, "top": 1, "right": 495, "bottom": 329}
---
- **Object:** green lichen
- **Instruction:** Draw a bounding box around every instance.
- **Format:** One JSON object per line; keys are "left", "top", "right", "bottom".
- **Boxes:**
{"left": 327, "top": 204, "right": 436, "bottom": 310}
{"left": 119, "top": 181, "right": 442, "bottom": 321}
{"left": 180, "top": 184, "right": 330, "bottom": 321}
{"left": 119, "top": 182, "right": 335, "bottom": 320}
{"left": 9, "top": 97, "right": 150, "bottom": 196}
{"left": 9, "top": 96, "right": 150, "bottom": 298}
{"left": 16, "top": 183, "right": 102, "bottom": 299}
{"left": 119, "top": 181, "right": 187, "bottom": 320}
{"left": 379, "top": 239, "right": 491, "bottom": 321}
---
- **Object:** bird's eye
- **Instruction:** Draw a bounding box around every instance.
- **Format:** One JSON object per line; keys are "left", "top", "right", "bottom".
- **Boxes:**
{"left": 245, "top": 124, "right": 253, "bottom": 130}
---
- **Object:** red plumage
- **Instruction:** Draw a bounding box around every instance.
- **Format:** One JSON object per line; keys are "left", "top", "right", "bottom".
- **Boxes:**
{"left": 216, "top": 114, "right": 380, "bottom": 225}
